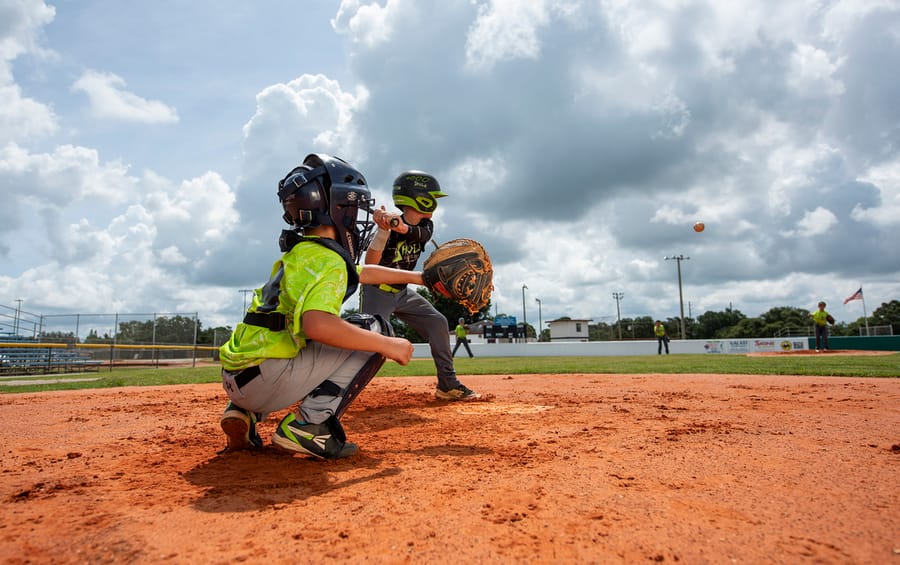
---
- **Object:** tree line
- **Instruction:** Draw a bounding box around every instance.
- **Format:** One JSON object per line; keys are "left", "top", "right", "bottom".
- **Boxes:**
{"left": 35, "top": 297, "right": 899, "bottom": 346}
{"left": 358, "top": 291, "right": 899, "bottom": 343}
{"left": 40, "top": 315, "right": 232, "bottom": 346}
{"left": 567, "top": 301, "right": 899, "bottom": 342}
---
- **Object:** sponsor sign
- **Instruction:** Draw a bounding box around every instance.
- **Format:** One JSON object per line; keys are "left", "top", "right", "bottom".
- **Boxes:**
{"left": 701, "top": 338, "right": 808, "bottom": 354}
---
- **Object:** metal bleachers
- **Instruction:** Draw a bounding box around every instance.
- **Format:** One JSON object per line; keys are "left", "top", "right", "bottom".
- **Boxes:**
{"left": 0, "top": 339, "right": 103, "bottom": 376}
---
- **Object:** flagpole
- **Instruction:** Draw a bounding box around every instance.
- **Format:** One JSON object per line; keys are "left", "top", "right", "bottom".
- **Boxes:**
{"left": 861, "top": 286, "right": 869, "bottom": 336}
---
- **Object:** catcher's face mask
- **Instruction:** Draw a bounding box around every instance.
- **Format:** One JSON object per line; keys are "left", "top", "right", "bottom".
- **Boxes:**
{"left": 329, "top": 183, "right": 375, "bottom": 263}
{"left": 277, "top": 154, "right": 375, "bottom": 263}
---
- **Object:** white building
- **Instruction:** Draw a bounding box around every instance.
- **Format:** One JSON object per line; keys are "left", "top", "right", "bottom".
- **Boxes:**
{"left": 548, "top": 318, "right": 592, "bottom": 342}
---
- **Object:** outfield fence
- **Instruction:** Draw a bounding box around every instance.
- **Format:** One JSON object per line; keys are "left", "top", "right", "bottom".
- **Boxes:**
{"left": 0, "top": 307, "right": 226, "bottom": 375}
{"left": 0, "top": 340, "right": 219, "bottom": 376}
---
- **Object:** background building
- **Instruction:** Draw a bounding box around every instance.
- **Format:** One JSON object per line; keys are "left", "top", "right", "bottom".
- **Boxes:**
{"left": 548, "top": 318, "right": 592, "bottom": 342}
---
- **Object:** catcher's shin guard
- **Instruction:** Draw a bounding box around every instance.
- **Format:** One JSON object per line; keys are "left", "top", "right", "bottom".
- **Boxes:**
{"left": 333, "top": 313, "right": 392, "bottom": 419}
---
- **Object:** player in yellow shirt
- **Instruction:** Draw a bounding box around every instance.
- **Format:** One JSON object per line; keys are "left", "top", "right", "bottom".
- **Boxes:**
{"left": 809, "top": 301, "right": 834, "bottom": 352}
{"left": 219, "top": 154, "right": 424, "bottom": 459}
{"left": 452, "top": 317, "right": 474, "bottom": 358}
{"left": 653, "top": 320, "right": 669, "bottom": 355}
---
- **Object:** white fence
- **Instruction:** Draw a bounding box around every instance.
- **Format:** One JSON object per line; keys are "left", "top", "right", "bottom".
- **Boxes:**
{"left": 416, "top": 337, "right": 809, "bottom": 358}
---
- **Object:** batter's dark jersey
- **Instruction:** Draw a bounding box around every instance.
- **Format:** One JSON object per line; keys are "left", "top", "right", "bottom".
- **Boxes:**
{"left": 376, "top": 219, "right": 434, "bottom": 274}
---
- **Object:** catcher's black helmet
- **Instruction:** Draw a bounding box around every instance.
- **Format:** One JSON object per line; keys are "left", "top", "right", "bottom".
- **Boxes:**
{"left": 392, "top": 171, "right": 447, "bottom": 214}
{"left": 277, "top": 154, "right": 375, "bottom": 261}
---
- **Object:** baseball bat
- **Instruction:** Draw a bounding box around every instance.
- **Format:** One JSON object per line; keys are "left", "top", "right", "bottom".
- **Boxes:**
{"left": 360, "top": 201, "right": 400, "bottom": 228}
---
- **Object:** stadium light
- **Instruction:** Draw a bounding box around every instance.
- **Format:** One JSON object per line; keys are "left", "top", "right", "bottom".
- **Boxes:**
{"left": 239, "top": 289, "right": 254, "bottom": 314}
{"left": 521, "top": 284, "right": 528, "bottom": 342}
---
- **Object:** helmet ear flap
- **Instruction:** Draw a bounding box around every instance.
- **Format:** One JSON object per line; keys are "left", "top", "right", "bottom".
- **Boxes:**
{"left": 279, "top": 173, "right": 327, "bottom": 227}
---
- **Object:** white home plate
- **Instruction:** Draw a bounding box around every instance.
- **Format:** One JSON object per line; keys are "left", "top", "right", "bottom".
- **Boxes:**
{"left": 454, "top": 403, "right": 555, "bottom": 415}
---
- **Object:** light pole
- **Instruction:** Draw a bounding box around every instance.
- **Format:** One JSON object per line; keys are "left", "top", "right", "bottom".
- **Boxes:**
{"left": 612, "top": 292, "right": 624, "bottom": 339}
{"left": 239, "top": 289, "right": 254, "bottom": 313}
{"left": 535, "top": 298, "right": 542, "bottom": 342}
{"left": 664, "top": 255, "right": 690, "bottom": 339}
{"left": 13, "top": 299, "right": 22, "bottom": 336}
{"left": 521, "top": 284, "right": 528, "bottom": 342}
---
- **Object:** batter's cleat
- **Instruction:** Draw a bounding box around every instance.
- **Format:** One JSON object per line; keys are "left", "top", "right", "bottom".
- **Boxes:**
{"left": 435, "top": 384, "right": 481, "bottom": 401}
{"left": 220, "top": 401, "right": 263, "bottom": 450}
{"left": 272, "top": 413, "right": 358, "bottom": 459}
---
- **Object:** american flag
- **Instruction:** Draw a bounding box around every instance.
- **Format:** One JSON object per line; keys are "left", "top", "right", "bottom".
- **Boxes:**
{"left": 843, "top": 287, "right": 863, "bottom": 305}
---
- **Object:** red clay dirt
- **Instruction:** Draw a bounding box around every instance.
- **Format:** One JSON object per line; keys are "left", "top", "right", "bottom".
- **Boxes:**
{"left": 1, "top": 372, "right": 898, "bottom": 564}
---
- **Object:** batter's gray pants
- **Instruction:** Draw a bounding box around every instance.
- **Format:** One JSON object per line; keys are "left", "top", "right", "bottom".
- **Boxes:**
{"left": 359, "top": 284, "right": 462, "bottom": 391}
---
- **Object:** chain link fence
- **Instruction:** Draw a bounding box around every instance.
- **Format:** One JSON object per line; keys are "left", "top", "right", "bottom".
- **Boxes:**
{"left": 1, "top": 306, "right": 223, "bottom": 374}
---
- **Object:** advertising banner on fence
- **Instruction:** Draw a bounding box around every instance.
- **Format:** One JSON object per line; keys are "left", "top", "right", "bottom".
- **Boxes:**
{"left": 702, "top": 338, "right": 808, "bottom": 354}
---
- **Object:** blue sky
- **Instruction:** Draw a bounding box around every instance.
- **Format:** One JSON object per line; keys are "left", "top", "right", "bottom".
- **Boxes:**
{"left": 2, "top": 0, "right": 899, "bottom": 337}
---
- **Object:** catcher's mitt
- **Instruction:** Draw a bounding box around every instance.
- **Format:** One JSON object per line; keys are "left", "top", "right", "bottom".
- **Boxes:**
{"left": 826, "top": 314, "right": 835, "bottom": 325}
{"left": 422, "top": 238, "right": 493, "bottom": 314}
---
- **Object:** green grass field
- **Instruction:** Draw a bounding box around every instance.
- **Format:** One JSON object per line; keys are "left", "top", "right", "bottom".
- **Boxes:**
{"left": 1, "top": 353, "right": 897, "bottom": 394}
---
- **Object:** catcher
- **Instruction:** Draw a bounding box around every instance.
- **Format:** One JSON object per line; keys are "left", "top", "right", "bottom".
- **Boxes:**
{"left": 809, "top": 300, "right": 835, "bottom": 352}
{"left": 361, "top": 171, "right": 484, "bottom": 400}
{"left": 218, "top": 154, "right": 425, "bottom": 458}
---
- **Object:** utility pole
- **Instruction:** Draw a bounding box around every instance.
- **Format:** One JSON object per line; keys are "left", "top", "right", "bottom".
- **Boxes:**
{"left": 612, "top": 292, "right": 624, "bottom": 339}
{"left": 664, "top": 255, "right": 690, "bottom": 339}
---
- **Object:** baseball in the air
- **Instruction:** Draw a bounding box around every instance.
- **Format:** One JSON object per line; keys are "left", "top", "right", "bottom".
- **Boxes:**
{"left": 693, "top": 221, "right": 705, "bottom": 233}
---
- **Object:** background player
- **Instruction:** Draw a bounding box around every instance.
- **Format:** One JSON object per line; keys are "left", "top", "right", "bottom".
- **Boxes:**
{"left": 808, "top": 301, "right": 834, "bottom": 352}
{"left": 654, "top": 320, "right": 669, "bottom": 355}
{"left": 453, "top": 317, "right": 474, "bottom": 358}
{"left": 360, "top": 171, "right": 480, "bottom": 400}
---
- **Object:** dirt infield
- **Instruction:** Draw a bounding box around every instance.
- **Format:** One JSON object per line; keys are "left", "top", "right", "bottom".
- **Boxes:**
{"left": 2, "top": 373, "right": 898, "bottom": 564}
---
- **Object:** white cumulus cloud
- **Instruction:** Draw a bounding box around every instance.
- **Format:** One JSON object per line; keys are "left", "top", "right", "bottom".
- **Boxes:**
{"left": 71, "top": 70, "right": 179, "bottom": 124}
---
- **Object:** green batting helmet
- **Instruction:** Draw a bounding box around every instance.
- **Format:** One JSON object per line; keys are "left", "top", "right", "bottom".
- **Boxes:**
{"left": 392, "top": 171, "right": 447, "bottom": 213}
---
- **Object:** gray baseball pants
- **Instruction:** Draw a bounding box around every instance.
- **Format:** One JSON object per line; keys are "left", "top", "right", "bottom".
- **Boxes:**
{"left": 359, "top": 284, "right": 462, "bottom": 391}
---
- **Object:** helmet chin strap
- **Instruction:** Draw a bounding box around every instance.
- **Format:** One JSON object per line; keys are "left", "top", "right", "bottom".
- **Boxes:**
{"left": 282, "top": 209, "right": 315, "bottom": 227}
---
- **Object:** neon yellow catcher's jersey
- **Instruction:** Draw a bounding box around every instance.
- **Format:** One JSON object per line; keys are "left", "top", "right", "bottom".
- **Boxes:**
{"left": 219, "top": 240, "right": 350, "bottom": 371}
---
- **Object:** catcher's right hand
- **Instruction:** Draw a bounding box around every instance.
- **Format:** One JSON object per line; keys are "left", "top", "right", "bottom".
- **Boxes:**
{"left": 422, "top": 238, "right": 493, "bottom": 314}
